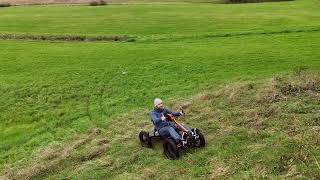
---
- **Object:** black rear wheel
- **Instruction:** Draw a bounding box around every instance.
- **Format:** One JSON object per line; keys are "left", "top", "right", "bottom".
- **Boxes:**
{"left": 163, "top": 138, "right": 180, "bottom": 160}
{"left": 139, "top": 131, "right": 152, "bottom": 148}
{"left": 198, "top": 132, "right": 205, "bottom": 147}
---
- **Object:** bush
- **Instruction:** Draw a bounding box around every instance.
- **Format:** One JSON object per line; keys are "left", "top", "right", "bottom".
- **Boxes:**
{"left": 224, "top": 0, "right": 293, "bottom": 3}
{"left": 0, "top": 3, "right": 11, "bottom": 7}
{"left": 89, "top": 0, "right": 107, "bottom": 6}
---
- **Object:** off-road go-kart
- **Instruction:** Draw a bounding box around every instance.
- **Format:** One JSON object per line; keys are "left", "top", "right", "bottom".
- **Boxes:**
{"left": 139, "top": 110, "right": 205, "bottom": 160}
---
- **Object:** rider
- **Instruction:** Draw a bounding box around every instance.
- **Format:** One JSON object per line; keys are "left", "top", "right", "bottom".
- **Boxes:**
{"left": 150, "top": 98, "right": 192, "bottom": 144}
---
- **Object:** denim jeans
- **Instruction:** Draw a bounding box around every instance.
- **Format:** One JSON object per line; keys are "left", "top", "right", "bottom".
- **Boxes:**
{"left": 158, "top": 124, "right": 191, "bottom": 142}
{"left": 171, "top": 123, "right": 192, "bottom": 133}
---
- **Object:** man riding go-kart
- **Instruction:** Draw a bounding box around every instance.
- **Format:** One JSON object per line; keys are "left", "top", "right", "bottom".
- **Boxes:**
{"left": 139, "top": 98, "right": 205, "bottom": 160}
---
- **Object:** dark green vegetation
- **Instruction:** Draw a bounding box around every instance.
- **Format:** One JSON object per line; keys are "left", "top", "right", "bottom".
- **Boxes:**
{"left": 89, "top": 0, "right": 107, "bottom": 6}
{"left": 0, "top": 0, "right": 320, "bottom": 179}
{"left": 0, "top": 33, "right": 129, "bottom": 42}
{"left": 225, "top": 0, "right": 293, "bottom": 4}
{"left": 0, "top": 2, "right": 10, "bottom": 7}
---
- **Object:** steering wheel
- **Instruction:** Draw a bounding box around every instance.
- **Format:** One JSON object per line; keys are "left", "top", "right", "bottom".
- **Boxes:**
{"left": 165, "top": 114, "right": 175, "bottom": 122}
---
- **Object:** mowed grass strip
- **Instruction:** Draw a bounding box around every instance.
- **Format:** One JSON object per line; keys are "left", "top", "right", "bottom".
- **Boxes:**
{"left": 0, "top": 31, "right": 319, "bottom": 175}
{"left": 0, "top": 0, "right": 319, "bottom": 37}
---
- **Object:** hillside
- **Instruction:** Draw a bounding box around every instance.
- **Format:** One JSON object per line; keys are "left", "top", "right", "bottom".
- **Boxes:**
{"left": 0, "top": 0, "right": 319, "bottom": 179}
{"left": 2, "top": 71, "right": 320, "bottom": 179}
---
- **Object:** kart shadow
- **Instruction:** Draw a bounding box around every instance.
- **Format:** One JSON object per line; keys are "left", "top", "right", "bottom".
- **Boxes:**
{"left": 149, "top": 137, "right": 201, "bottom": 159}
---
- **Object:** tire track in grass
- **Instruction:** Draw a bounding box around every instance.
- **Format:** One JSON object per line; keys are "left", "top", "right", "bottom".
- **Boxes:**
{"left": 140, "top": 27, "right": 320, "bottom": 42}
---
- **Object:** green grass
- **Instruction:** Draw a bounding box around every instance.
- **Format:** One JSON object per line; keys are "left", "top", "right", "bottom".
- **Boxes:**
{"left": 1, "top": 0, "right": 320, "bottom": 179}
{"left": 0, "top": 0, "right": 319, "bottom": 39}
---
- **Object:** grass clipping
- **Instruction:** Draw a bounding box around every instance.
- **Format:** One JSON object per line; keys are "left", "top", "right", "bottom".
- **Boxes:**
{"left": 3, "top": 128, "right": 109, "bottom": 180}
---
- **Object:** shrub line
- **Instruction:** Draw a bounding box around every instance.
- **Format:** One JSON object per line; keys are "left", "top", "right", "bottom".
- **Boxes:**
{"left": 0, "top": 27, "right": 319, "bottom": 43}
{"left": 0, "top": 33, "right": 132, "bottom": 42}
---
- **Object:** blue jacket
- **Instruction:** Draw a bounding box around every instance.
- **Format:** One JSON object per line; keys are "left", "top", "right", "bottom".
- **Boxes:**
{"left": 150, "top": 108, "right": 181, "bottom": 131}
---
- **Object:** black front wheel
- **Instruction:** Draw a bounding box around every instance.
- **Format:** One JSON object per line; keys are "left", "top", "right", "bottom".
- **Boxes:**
{"left": 194, "top": 129, "right": 206, "bottom": 148}
{"left": 139, "top": 131, "right": 152, "bottom": 148}
{"left": 163, "top": 138, "right": 180, "bottom": 160}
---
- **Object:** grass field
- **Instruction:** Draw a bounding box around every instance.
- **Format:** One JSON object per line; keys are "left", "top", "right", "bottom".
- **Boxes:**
{"left": 0, "top": 0, "right": 220, "bottom": 5}
{"left": 1, "top": 0, "right": 320, "bottom": 179}
{"left": 0, "top": 0, "right": 319, "bottom": 39}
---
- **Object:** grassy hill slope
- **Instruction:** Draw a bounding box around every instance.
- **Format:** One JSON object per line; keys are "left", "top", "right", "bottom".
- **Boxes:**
{"left": 0, "top": 0, "right": 319, "bottom": 179}
{"left": 3, "top": 71, "right": 320, "bottom": 179}
{"left": 1, "top": 30, "right": 320, "bottom": 179}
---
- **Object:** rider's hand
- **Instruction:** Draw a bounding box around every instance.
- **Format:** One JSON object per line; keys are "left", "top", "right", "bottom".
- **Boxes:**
{"left": 160, "top": 116, "right": 166, "bottom": 121}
